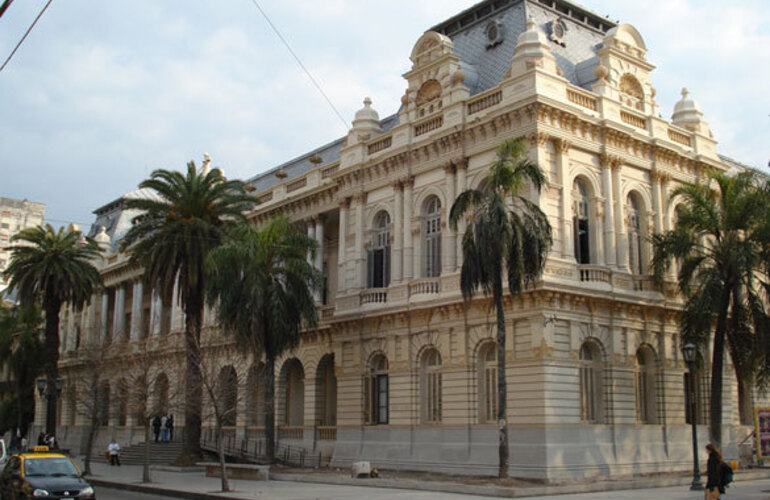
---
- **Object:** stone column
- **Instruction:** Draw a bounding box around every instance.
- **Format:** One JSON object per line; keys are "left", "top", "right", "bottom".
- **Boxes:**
{"left": 100, "top": 291, "right": 109, "bottom": 344}
{"left": 307, "top": 219, "right": 316, "bottom": 266}
{"left": 403, "top": 178, "right": 414, "bottom": 281}
{"left": 151, "top": 288, "right": 162, "bottom": 336}
{"left": 130, "top": 281, "right": 143, "bottom": 340}
{"left": 354, "top": 193, "right": 367, "bottom": 289}
{"left": 455, "top": 161, "right": 467, "bottom": 270}
{"left": 393, "top": 182, "right": 404, "bottom": 283}
{"left": 650, "top": 170, "right": 663, "bottom": 235}
{"left": 315, "top": 217, "right": 324, "bottom": 271}
{"left": 557, "top": 139, "right": 574, "bottom": 260}
{"left": 112, "top": 285, "right": 126, "bottom": 341}
{"left": 600, "top": 155, "right": 616, "bottom": 267}
{"left": 337, "top": 200, "right": 349, "bottom": 294}
{"left": 612, "top": 161, "right": 628, "bottom": 270}
{"left": 442, "top": 163, "right": 457, "bottom": 274}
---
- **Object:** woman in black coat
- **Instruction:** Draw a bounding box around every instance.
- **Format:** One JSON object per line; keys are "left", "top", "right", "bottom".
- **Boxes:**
{"left": 705, "top": 443, "right": 724, "bottom": 499}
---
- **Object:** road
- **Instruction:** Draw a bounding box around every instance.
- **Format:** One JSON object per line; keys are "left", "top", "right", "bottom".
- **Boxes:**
{"left": 95, "top": 487, "right": 178, "bottom": 499}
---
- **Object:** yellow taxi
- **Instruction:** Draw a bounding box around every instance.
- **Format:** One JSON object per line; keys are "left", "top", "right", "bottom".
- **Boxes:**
{"left": 0, "top": 446, "right": 95, "bottom": 499}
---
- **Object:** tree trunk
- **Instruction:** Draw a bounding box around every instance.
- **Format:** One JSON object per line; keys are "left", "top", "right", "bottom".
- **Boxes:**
{"left": 710, "top": 291, "right": 730, "bottom": 447}
{"left": 43, "top": 294, "right": 61, "bottom": 437}
{"left": 493, "top": 276, "right": 509, "bottom": 479}
{"left": 83, "top": 418, "right": 98, "bottom": 476}
{"left": 182, "top": 292, "right": 203, "bottom": 461}
{"left": 265, "top": 354, "right": 276, "bottom": 463}
{"left": 217, "top": 421, "right": 229, "bottom": 492}
{"left": 737, "top": 376, "right": 754, "bottom": 426}
{"left": 142, "top": 422, "right": 151, "bottom": 483}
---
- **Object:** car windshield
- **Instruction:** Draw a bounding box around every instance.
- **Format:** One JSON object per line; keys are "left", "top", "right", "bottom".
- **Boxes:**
{"left": 24, "top": 458, "right": 80, "bottom": 477}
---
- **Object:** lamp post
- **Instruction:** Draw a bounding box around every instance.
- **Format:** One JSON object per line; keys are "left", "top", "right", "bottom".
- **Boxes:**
{"left": 36, "top": 376, "right": 63, "bottom": 435}
{"left": 682, "top": 342, "right": 703, "bottom": 491}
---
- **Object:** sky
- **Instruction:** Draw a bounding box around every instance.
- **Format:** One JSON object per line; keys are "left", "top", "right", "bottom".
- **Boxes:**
{"left": 1, "top": 0, "right": 768, "bottom": 229}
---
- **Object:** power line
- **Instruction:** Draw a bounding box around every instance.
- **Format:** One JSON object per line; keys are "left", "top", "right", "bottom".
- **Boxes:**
{"left": 246, "top": 0, "right": 349, "bottom": 133}
{"left": 0, "top": 0, "right": 16, "bottom": 20}
{"left": 0, "top": 0, "right": 55, "bottom": 73}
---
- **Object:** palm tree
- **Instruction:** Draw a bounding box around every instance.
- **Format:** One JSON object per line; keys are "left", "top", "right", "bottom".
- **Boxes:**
{"left": 121, "top": 161, "right": 255, "bottom": 461}
{"left": 4, "top": 224, "right": 102, "bottom": 437}
{"left": 205, "top": 216, "right": 321, "bottom": 463}
{"left": 449, "top": 138, "right": 552, "bottom": 478}
{"left": 651, "top": 171, "right": 768, "bottom": 445}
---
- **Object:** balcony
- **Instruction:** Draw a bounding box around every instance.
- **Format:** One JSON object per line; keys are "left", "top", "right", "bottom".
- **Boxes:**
{"left": 278, "top": 426, "right": 304, "bottom": 440}
{"left": 360, "top": 288, "right": 388, "bottom": 305}
{"left": 409, "top": 278, "right": 440, "bottom": 296}
{"left": 317, "top": 426, "right": 337, "bottom": 441}
{"left": 578, "top": 265, "right": 611, "bottom": 284}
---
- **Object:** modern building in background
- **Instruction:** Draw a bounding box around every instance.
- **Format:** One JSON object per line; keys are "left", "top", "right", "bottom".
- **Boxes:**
{"left": 43, "top": 0, "right": 760, "bottom": 480}
{"left": 0, "top": 197, "right": 45, "bottom": 294}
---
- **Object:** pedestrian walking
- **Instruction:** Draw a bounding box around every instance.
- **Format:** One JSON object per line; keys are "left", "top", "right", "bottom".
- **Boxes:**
{"left": 47, "top": 434, "right": 56, "bottom": 450}
{"left": 20, "top": 435, "right": 27, "bottom": 453}
{"left": 37, "top": 431, "right": 45, "bottom": 446}
{"left": 705, "top": 443, "right": 725, "bottom": 499}
{"left": 107, "top": 439, "right": 121, "bottom": 466}
{"left": 167, "top": 414, "right": 174, "bottom": 442}
{"left": 152, "top": 415, "right": 161, "bottom": 443}
{"left": 160, "top": 414, "right": 168, "bottom": 442}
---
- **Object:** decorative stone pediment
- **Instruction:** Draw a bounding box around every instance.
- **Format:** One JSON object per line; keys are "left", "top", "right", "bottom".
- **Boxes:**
{"left": 592, "top": 23, "right": 659, "bottom": 116}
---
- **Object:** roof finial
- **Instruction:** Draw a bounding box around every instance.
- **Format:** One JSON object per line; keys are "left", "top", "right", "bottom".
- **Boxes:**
{"left": 526, "top": 16, "right": 537, "bottom": 30}
{"left": 363, "top": 97, "right": 372, "bottom": 107}
{"left": 681, "top": 87, "right": 690, "bottom": 98}
{"left": 202, "top": 152, "right": 211, "bottom": 175}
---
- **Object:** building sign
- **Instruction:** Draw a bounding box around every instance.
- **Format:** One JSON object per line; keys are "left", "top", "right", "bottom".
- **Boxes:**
{"left": 756, "top": 407, "right": 770, "bottom": 460}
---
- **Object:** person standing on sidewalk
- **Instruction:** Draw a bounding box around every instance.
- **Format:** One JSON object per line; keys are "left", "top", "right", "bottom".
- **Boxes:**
{"left": 108, "top": 439, "right": 121, "bottom": 466}
{"left": 705, "top": 443, "right": 724, "bottom": 499}
{"left": 167, "top": 414, "right": 174, "bottom": 442}
{"left": 160, "top": 414, "right": 168, "bottom": 442}
{"left": 152, "top": 415, "right": 161, "bottom": 443}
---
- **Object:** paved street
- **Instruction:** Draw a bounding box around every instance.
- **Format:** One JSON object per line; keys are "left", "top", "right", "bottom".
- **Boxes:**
{"left": 95, "top": 487, "right": 178, "bottom": 499}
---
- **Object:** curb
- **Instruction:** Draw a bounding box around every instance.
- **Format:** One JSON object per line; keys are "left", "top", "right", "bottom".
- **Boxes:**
{"left": 89, "top": 469, "right": 770, "bottom": 499}
{"left": 89, "top": 478, "right": 252, "bottom": 500}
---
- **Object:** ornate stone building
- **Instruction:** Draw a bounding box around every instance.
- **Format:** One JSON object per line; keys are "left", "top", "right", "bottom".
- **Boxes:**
{"left": 42, "top": 0, "right": 756, "bottom": 480}
{"left": 0, "top": 197, "right": 45, "bottom": 294}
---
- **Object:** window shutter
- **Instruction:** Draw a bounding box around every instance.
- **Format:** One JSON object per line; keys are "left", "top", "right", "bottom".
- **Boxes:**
{"left": 384, "top": 245, "right": 391, "bottom": 287}
{"left": 366, "top": 250, "right": 374, "bottom": 288}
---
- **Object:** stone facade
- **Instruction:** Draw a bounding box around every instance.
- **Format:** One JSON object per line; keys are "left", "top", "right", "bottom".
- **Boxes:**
{"left": 0, "top": 197, "right": 45, "bottom": 294}
{"left": 41, "top": 0, "right": 758, "bottom": 480}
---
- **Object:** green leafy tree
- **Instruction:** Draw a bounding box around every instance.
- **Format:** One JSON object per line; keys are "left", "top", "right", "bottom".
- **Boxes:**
{"left": 205, "top": 216, "right": 321, "bottom": 463}
{"left": 4, "top": 225, "right": 102, "bottom": 437}
{"left": 651, "top": 171, "right": 769, "bottom": 444}
{"left": 449, "top": 138, "right": 552, "bottom": 478}
{"left": 121, "top": 162, "right": 255, "bottom": 461}
{"left": 0, "top": 305, "right": 44, "bottom": 439}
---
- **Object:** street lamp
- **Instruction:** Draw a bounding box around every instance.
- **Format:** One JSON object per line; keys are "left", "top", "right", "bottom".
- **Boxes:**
{"left": 682, "top": 342, "right": 703, "bottom": 491}
{"left": 35, "top": 377, "right": 63, "bottom": 398}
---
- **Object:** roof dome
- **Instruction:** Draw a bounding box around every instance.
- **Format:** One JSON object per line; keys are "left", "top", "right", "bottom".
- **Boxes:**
{"left": 351, "top": 97, "right": 382, "bottom": 138}
{"left": 672, "top": 88, "right": 709, "bottom": 134}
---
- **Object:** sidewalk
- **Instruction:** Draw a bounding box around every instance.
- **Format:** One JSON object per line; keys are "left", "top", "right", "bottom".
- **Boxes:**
{"left": 82, "top": 460, "right": 770, "bottom": 500}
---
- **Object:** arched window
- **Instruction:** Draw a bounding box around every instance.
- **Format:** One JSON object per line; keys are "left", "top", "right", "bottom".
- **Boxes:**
{"left": 423, "top": 196, "right": 442, "bottom": 277}
{"left": 218, "top": 365, "right": 238, "bottom": 427}
{"left": 579, "top": 341, "right": 603, "bottom": 423}
{"left": 367, "top": 212, "right": 391, "bottom": 289}
{"left": 316, "top": 354, "right": 337, "bottom": 426}
{"left": 478, "top": 342, "right": 498, "bottom": 423}
{"left": 421, "top": 348, "right": 442, "bottom": 423}
{"left": 627, "top": 194, "right": 643, "bottom": 274}
{"left": 283, "top": 359, "right": 305, "bottom": 426}
{"left": 635, "top": 345, "right": 657, "bottom": 424}
{"left": 246, "top": 363, "right": 265, "bottom": 427}
{"left": 573, "top": 179, "right": 591, "bottom": 264}
{"left": 364, "top": 354, "right": 389, "bottom": 425}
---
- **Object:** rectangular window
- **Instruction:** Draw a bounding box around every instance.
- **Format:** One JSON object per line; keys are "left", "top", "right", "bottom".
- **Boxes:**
{"left": 425, "top": 372, "right": 442, "bottom": 422}
{"left": 377, "top": 374, "right": 389, "bottom": 424}
{"left": 0, "top": 223, "right": 8, "bottom": 229}
{"left": 367, "top": 247, "right": 391, "bottom": 288}
{"left": 364, "top": 374, "right": 389, "bottom": 425}
{"left": 574, "top": 218, "right": 590, "bottom": 264}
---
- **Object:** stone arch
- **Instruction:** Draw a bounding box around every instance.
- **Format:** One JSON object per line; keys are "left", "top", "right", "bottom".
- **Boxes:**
{"left": 366, "top": 205, "right": 393, "bottom": 232}
{"left": 413, "top": 186, "right": 446, "bottom": 215}
{"left": 315, "top": 353, "right": 337, "bottom": 426}
{"left": 476, "top": 339, "right": 498, "bottom": 423}
{"left": 619, "top": 74, "right": 644, "bottom": 100}
{"left": 605, "top": 23, "right": 647, "bottom": 51}
{"left": 278, "top": 358, "right": 305, "bottom": 426}
{"left": 410, "top": 31, "right": 454, "bottom": 67}
{"left": 411, "top": 330, "right": 442, "bottom": 368}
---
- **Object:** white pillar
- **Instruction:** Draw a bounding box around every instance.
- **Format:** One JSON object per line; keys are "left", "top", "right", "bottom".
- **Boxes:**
{"left": 130, "top": 281, "right": 143, "bottom": 340}
{"left": 355, "top": 193, "right": 366, "bottom": 289}
{"left": 403, "top": 178, "right": 414, "bottom": 281}
{"left": 651, "top": 171, "right": 663, "bottom": 234}
{"left": 442, "top": 163, "right": 457, "bottom": 274}
{"left": 100, "top": 292, "right": 109, "bottom": 344}
{"left": 114, "top": 285, "right": 126, "bottom": 341}
{"left": 455, "top": 162, "right": 467, "bottom": 271}
{"left": 151, "top": 288, "right": 162, "bottom": 336}
{"left": 307, "top": 220, "right": 316, "bottom": 266}
{"left": 601, "top": 156, "right": 617, "bottom": 267}
{"left": 337, "top": 200, "right": 349, "bottom": 294}
{"left": 557, "top": 140, "right": 573, "bottom": 260}
{"left": 393, "top": 182, "right": 403, "bottom": 283}
{"left": 315, "top": 217, "right": 324, "bottom": 271}
{"left": 612, "top": 162, "right": 628, "bottom": 270}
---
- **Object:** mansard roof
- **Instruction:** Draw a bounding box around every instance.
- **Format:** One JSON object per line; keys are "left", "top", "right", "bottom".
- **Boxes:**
{"left": 245, "top": 0, "right": 617, "bottom": 192}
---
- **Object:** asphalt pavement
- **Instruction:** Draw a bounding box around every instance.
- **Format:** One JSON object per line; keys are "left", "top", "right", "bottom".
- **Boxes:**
{"left": 96, "top": 487, "right": 178, "bottom": 500}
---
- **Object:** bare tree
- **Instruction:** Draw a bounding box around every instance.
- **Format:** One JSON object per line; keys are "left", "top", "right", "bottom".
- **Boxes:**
{"left": 193, "top": 332, "right": 249, "bottom": 492}
{"left": 64, "top": 343, "right": 110, "bottom": 476}
{"left": 117, "top": 338, "right": 181, "bottom": 483}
